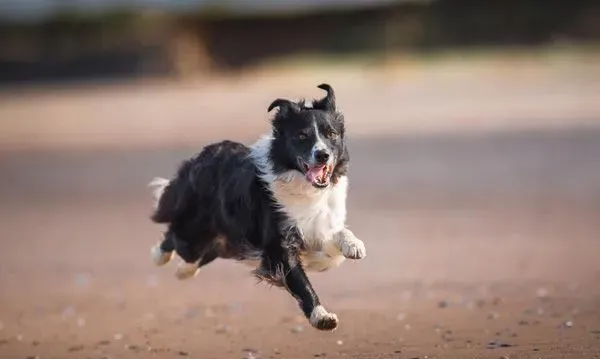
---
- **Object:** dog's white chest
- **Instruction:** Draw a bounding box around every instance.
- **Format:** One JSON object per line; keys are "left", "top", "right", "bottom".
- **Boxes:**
{"left": 272, "top": 176, "right": 348, "bottom": 272}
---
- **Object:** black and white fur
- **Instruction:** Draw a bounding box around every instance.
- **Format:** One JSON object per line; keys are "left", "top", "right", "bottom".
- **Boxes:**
{"left": 148, "top": 84, "right": 366, "bottom": 331}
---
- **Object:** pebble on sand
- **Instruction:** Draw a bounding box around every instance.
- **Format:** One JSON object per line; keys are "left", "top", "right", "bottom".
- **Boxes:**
{"left": 291, "top": 325, "right": 304, "bottom": 334}
{"left": 125, "top": 344, "right": 141, "bottom": 351}
{"left": 438, "top": 300, "right": 449, "bottom": 308}
{"left": 563, "top": 320, "right": 573, "bottom": 328}
{"left": 487, "top": 340, "right": 512, "bottom": 349}
{"left": 68, "top": 345, "right": 85, "bottom": 352}
{"left": 536, "top": 287, "right": 549, "bottom": 299}
{"left": 215, "top": 324, "right": 233, "bottom": 334}
{"left": 243, "top": 349, "right": 260, "bottom": 359}
{"left": 488, "top": 312, "right": 500, "bottom": 320}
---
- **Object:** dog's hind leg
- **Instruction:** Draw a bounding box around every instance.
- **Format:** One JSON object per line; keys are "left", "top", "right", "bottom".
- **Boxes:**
{"left": 151, "top": 233, "right": 175, "bottom": 266}
{"left": 197, "top": 250, "right": 219, "bottom": 268}
{"left": 173, "top": 233, "right": 219, "bottom": 280}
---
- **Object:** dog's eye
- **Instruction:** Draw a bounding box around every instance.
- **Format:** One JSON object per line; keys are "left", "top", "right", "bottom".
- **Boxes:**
{"left": 327, "top": 131, "right": 338, "bottom": 140}
{"left": 298, "top": 133, "right": 308, "bottom": 141}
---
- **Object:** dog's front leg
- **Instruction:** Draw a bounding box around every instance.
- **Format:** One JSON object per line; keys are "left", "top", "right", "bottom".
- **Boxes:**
{"left": 259, "top": 228, "right": 338, "bottom": 331}
{"left": 334, "top": 228, "right": 367, "bottom": 260}
{"left": 282, "top": 257, "right": 338, "bottom": 331}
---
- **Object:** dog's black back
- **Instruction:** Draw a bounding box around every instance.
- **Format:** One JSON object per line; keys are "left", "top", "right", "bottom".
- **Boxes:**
{"left": 152, "top": 140, "right": 298, "bottom": 265}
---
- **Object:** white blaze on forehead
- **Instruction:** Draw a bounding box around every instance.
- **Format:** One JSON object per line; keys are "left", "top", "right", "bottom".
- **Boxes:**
{"left": 312, "top": 120, "right": 328, "bottom": 156}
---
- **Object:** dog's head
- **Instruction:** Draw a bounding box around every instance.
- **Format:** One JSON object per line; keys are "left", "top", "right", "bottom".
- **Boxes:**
{"left": 267, "top": 84, "right": 349, "bottom": 189}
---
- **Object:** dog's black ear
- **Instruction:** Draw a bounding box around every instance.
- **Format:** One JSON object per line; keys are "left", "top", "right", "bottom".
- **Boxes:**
{"left": 268, "top": 99, "right": 300, "bottom": 115}
{"left": 313, "top": 83, "right": 336, "bottom": 112}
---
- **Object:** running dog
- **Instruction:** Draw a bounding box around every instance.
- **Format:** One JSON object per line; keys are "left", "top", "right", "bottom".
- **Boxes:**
{"left": 148, "top": 84, "right": 366, "bottom": 330}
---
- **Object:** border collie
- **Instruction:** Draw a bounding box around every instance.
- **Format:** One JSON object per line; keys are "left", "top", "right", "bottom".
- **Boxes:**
{"left": 148, "top": 84, "right": 366, "bottom": 331}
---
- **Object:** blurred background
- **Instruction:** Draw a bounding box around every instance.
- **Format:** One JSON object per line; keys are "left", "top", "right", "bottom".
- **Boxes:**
{"left": 1, "top": 1, "right": 599, "bottom": 358}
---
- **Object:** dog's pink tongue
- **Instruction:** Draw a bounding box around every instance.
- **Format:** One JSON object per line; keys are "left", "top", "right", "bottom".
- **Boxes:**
{"left": 306, "top": 166, "right": 325, "bottom": 183}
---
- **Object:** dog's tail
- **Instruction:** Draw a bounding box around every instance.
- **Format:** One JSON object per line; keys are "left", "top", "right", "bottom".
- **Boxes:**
{"left": 148, "top": 176, "right": 182, "bottom": 224}
{"left": 148, "top": 159, "right": 196, "bottom": 224}
{"left": 149, "top": 177, "right": 170, "bottom": 208}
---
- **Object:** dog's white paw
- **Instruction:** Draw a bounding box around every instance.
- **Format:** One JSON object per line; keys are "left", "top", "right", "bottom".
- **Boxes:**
{"left": 309, "top": 305, "right": 338, "bottom": 331}
{"left": 340, "top": 235, "right": 367, "bottom": 260}
{"left": 151, "top": 244, "right": 174, "bottom": 266}
{"left": 175, "top": 262, "right": 199, "bottom": 280}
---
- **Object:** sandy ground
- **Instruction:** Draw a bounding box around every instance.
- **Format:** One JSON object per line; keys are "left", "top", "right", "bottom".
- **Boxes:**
{"left": 1, "top": 59, "right": 600, "bottom": 358}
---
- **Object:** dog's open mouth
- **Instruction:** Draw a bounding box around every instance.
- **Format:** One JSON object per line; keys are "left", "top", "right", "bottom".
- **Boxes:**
{"left": 300, "top": 161, "right": 333, "bottom": 188}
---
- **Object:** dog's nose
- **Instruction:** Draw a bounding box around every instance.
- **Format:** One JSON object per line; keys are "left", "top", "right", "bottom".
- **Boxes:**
{"left": 314, "top": 150, "right": 330, "bottom": 164}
